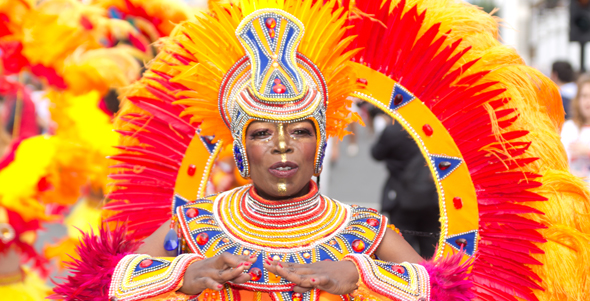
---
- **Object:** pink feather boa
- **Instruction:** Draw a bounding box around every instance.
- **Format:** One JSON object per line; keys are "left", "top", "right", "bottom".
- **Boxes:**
{"left": 49, "top": 225, "right": 141, "bottom": 301}
{"left": 422, "top": 252, "right": 475, "bottom": 301}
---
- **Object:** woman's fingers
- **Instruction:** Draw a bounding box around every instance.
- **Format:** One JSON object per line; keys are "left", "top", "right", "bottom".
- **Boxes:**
{"left": 293, "top": 286, "right": 314, "bottom": 294}
{"left": 230, "top": 272, "right": 253, "bottom": 284}
{"left": 215, "top": 261, "right": 252, "bottom": 282}
{"left": 216, "top": 252, "right": 256, "bottom": 269}
{"left": 201, "top": 277, "right": 224, "bottom": 291}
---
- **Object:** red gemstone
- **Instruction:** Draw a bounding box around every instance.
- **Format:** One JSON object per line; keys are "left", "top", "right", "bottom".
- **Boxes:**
{"left": 422, "top": 124, "right": 433, "bottom": 136}
{"left": 249, "top": 267, "right": 262, "bottom": 281}
{"left": 186, "top": 208, "right": 199, "bottom": 218}
{"left": 351, "top": 239, "right": 365, "bottom": 252}
{"left": 392, "top": 265, "right": 405, "bottom": 274}
{"left": 265, "top": 18, "right": 277, "bottom": 29}
{"left": 439, "top": 161, "right": 451, "bottom": 170}
{"left": 196, "top": 233, "right": 209, "bottom": 245}
{"left": 356, "top": 78, "right": 368, "bottom": 85}
{"left": 187, "top": 164, "right": 196, "bottom": 176}
{"left": 292, "top": 292, "right": 302, "bottom": 301}
{"left": 366, "top": 218, "right": 379, "bottom": 227}
{"left": 272, "top": 84, "right": 286, "bottom": 94}
{"left": 456, "top": 238, "right": 468, "bottom": 249}
{"left": 393, "top": 94, "right": 403, "bottom": 105}
{"left": 139, "top": 259, "right": 153, "bottom": 268}
{"left": 269, "top": 28, "right": 276, "bottom": 38}
{"left": 453, "top": 197, "right": 463, "bottom": 209}
{"left": 80, "top": 15, "right": 93, "bottom": 30}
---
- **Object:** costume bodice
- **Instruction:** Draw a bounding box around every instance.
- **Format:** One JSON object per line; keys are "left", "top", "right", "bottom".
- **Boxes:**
{"left": 176, "top": 182, "right": 388, "bottom": 300}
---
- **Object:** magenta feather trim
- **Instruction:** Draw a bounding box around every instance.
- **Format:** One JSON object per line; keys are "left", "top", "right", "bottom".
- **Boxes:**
{"left": 49, "top": 224, "right": 141, "bottom": 301}
{"left": 422, "top": 252, "right": 475, "bottom": 301}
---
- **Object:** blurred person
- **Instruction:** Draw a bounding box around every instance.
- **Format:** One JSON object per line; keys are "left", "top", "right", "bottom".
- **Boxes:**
{"left": 551, "top": 61, "right": 577, "bottom": 117}
{"left": 371, "top": 121, "right": 439, "bottom": 258}
{"left": 561, "top": 74, "right": 590, "bottom": 180}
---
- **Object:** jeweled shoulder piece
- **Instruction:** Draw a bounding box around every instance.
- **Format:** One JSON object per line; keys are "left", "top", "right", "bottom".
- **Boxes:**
{"left": 236, "top": 9, "right": 307, "bottom": 102}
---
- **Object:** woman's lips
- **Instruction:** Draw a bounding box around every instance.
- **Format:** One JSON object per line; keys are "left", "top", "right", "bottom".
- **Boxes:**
{"left": 268, "top": 161, "right": 299, "bottom": 178}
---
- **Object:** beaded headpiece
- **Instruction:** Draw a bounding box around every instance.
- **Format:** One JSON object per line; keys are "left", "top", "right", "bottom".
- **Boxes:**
{"left": 225, "top": 9, "right": 328, "bottom": 178}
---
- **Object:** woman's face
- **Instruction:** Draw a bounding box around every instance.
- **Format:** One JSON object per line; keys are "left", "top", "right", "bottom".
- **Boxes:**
{"left": 580, "top": 83, "right": 590, "bottom": 121}
{"left": 245, "top": 120, "right": 317, "bottom": 199}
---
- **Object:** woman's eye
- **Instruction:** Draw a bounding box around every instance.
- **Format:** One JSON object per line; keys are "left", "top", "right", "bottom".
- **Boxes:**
{"left": 251, "top": 130, "right": 270, "bottom": 138}
{"left": 292, "top": 129, "right": 312, "bottom": 136}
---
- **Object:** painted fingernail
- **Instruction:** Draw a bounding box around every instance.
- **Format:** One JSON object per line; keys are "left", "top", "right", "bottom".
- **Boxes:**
{"left": 311, "top": 278, "right": 316, "bottom": 283}
{"left": 250, "top": 254, "right": 256, "bottom": 259}
{"left": 267, "top": 255, "right": 273, "bottom": 261}
{"left": 244, "top": 262, "right": 251, "bottom": 266}
{"left": 217, "top": 284, "right": 223, "bottom": 289}
{"left": 278, "top": 263, "right": 283, "bottom": 268}
{"left": 265, "top": 260, "right": 271, "bottom": 265}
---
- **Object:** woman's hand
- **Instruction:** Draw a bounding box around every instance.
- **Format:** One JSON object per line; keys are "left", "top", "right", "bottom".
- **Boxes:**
{"left": 264, "top": 258, "right": 359, "bottom": 295}
{"left": 179, "top": 253, "right": 256, "bottom": 295}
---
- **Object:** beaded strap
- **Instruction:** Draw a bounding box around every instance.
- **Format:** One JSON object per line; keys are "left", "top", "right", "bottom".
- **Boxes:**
{"left": 109, "top": 254, "right": 204, "bottom": 301}
{"left": 343, "top": 254, "right": 430, "bottom": 301}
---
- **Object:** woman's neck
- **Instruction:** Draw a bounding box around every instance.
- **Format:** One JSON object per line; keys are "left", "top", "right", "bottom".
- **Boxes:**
{"left": 252, "top": 181, "right": 312, "bottom": 201}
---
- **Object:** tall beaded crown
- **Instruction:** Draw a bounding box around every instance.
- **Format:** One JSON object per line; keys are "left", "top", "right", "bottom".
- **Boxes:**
{"left": 221, "top": 9, "right": 330, "bottom": 178}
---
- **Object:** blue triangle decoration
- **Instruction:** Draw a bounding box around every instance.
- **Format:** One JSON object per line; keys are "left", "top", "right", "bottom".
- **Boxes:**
{"left": 199, "top": 135, "right": 218, "bottom": 154}
{"left": 299, "top": 251, "right": 313, "bottom": 264}
{"left": 429, "top": 154, "right": 463, "bottom": 180}
{"left": 317, "top": 246, "right": 336, "bottom": 261}
{"left": 388, "top": 83, "right": 415, "bottom": 111}
{"left": 445, "top": 230, "right": 478, "bottom": 256}
{"left": 172, "top": 195, "right": 188, "bottom": 215}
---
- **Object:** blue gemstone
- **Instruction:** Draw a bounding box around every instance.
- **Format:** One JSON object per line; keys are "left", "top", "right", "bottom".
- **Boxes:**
{"left": 164, "top": 228, "right": 179, "bottom": 252}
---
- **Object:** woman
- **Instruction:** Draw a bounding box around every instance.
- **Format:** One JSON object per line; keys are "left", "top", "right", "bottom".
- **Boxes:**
{"left": 562, "top": 75, "right": 590, "bottom": 179}
{"left": 53, "top": 0, "right": 590, "bottom": 300}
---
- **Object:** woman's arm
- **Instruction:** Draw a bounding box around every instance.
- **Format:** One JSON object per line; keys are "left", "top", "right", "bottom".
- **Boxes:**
{"left": 374, "top": 228, "right": 424, "bottom": 263}
{"left": 135, "top": 219, "right": 177, "bottom": 257}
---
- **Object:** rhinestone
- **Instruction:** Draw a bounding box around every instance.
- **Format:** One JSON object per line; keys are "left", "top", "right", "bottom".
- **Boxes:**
{"left": 356, "top": 78, "right": 368, "bottom": 85}
{"left": 439, "top": 161, "right": 452, "bottom": 170}
{"left": 222, "top": 238, "right": 230, "bottom": 243}
{"left": 196, "top": 233, "right": 209, "bottom": 245}
{"left": 292, "top": 292, "right": 302, "bottom": 301}
{"left": 187, "top": 164, "right": 196, "bottom": 176}
{"left": 272, "top": 255, "right": 281, "bottom": 261}
{"left": 366, "top": 218, "right": 379, "bottom": 227}
{"left": 329, "top": 240, "right": 337, "bottom": 245}
{"left": 453, "top": 197, "right": 463, "bottom": 209}
{"left": 422, "top": 124, "right": 433, "bottom": 136}
{"left": 393, "top": 94, "right": 403, "bottom": 106}
{"left": 243, "top": 250, "right": 251, "bottom": 255}
{"left": 265, "top": 18, "right": 276, "bottom": 29}
{"left": 139, "top": 259, "right": 152, "bottom": 268}
{"left": 456, "top": 238, "right": 468, "bottom": 249}
{"left": 186, "top": 208, "right": 198, "bottom": 218}
{"left": 392, "top": 265, "right": 405, "bottom": 274}
{"left": 249, "top": 267, "right": 262, "bottom": 281}
{"left": 302, "top": 252, "right": 311, "bottom": 259}
{"left": 269, "top": 28, "right": 276, "bottom": 38}
{"left": 352, "top": 239, "right": 365, "bottom": 252}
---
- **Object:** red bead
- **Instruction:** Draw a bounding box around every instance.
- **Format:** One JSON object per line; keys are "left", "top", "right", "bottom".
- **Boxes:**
{"left": 352, "top": 239, "right": 365, "bottom": 252}
{"left": 439, "top": 161, "right": 451, "bottom": 170}
{"left": 196, "top": 233, "right": 209, "bottom": 245}
{"left": 292, "top": 292, "right": 302, "bottom": 301}
{"left": 265, "top": 18, "right": 276, "bottom": 29}
{"left": 272, "top": 84, "right": 286, "bottom": 94}
{"left": 366, "top": 218, "right": 379, "bottom": 227}
{"left": 269, "top": 28, "right": 276, "bottom": 38}
{"left": 139, "top": 259, "right": 153, "bottom": 268}
{"left": 187, "top": 164, "right": 196, "bottom": 176}
{"left": 455, "top": 238, "right": 468, "bottom": 249}
{"left": 392, "top": 265, "right": 405, "bottom": 274}
{"left": 422, "top": 124, "right": 433, "bottom": 136}
{"left": 356, "top": 78, "right": 368, "bottom": 85}
{"left": 393, "top": 94, "right": 403, "bottom": 105}
{"left": 453, "top": 197, "right": 463, "bottom": 209}
{"left": 249, "top": 267, "right": 262, "bottom": 281}
{"left": 186, "top": 208, "right": 199, "bottom": 218}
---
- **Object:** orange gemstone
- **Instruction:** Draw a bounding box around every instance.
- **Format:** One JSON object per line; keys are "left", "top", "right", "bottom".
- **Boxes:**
{"left": 292, "top": 292, "right": 302, "bottom": 301}
{"left": 352, "top": 239, "right": 365, "bottom": 252}
{"left": 243, "top": 250, "right": 251, "bottom": 255}
{"left": 269, "top": 28, "right": 276, "bottom": 38}
{"left": 302, "top": 252, "right": 311, "bottom": 259}
{"left": 272, "top": 255, "right": 281, "bottom": 261}
{"left": 249, "top": 268, "right": 262, "bottom": 281}
{"left": 366, "top": 218, "right": 379, "bottom": 227}
{"left": 265, "top": 18, "right": 277, "bottom": 29}
{"left": 196, "top": 233, "right": 209, "bottom": 245}
{"left": 329, "top": 240, "right": 337, "bottom": 245}
{"left": 222, "top": 238, "right": 230, "bottom": 243}
{"left": 139, "top": 259, "right": 152, "bottom": 268}
{"left": 186, "top": 208, "right": 198, "bottom": 218}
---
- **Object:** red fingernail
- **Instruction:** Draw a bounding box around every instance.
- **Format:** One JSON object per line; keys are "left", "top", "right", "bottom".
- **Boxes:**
{"left": 238, "top": 263, "right": 243, "bottom": 267}
{"left": 217, "top": 284, "right": 223, "bottom": 289}
{"left": 311, "top": 278, "right": 316, "bottom": 282}
{"left": 267, "top": 255, "right": 273, "bottom": 261}
{"left": 250, "top": 255, "right": 256, "bottom": 259}
{"left": 244, "top": 262, "right": 251, "bottom": 266}
{"left": 265, "top": 260, "right": 271, "bottom": 265}
{"left": 278, "top": 263, "right": 283, "bottom": 268}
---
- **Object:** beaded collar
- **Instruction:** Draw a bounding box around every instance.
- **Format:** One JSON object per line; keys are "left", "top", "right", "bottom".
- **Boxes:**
{"left": 176, "top": 182, "right": 388, "bottom": 295}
